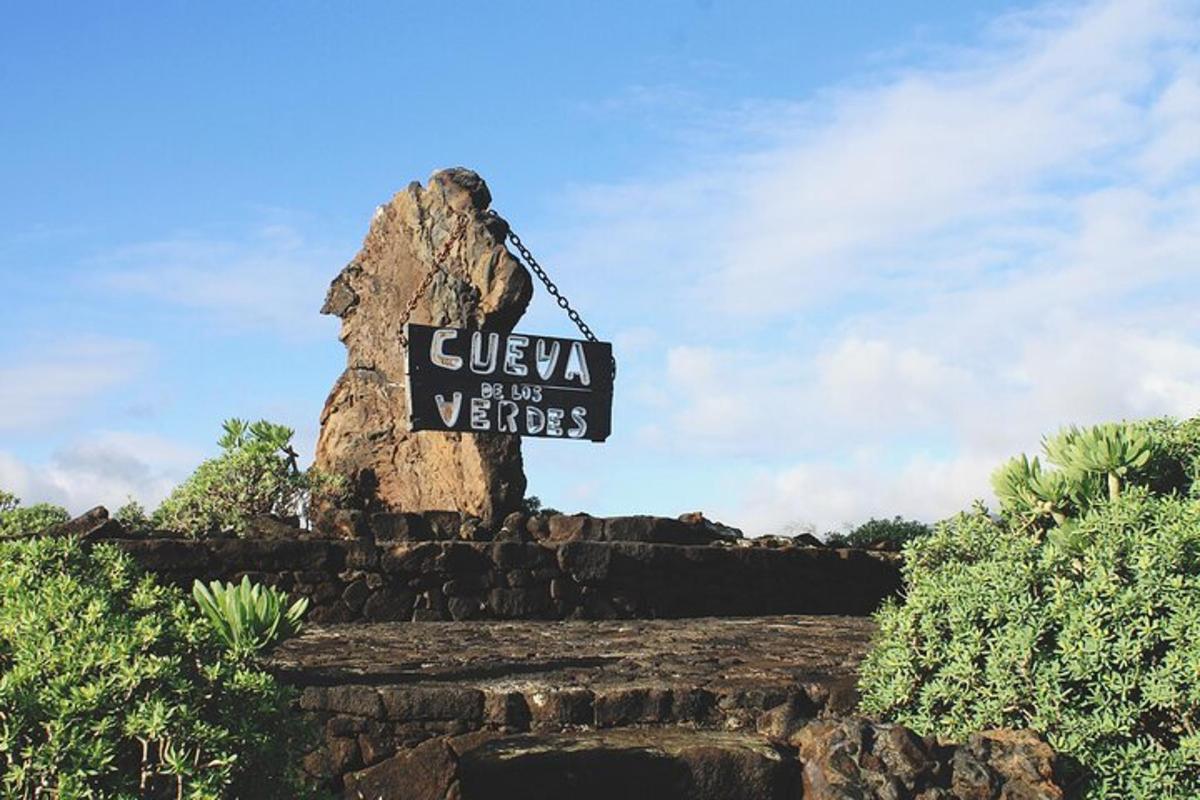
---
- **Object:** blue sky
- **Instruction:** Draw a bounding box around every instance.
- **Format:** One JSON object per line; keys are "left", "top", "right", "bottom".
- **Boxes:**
{"left": 2, "top": 0, "right": 1198, "bottom": 534}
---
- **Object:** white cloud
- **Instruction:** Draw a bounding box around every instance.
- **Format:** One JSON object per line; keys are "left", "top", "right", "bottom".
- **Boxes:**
{"left": 733, "top": 451, "right": 1004, "bottom": 534}
{"left": 0, "top": 338, "right": 151, "bottom": 431}
{"left": 92, "top": 224, "right": 345, "bottom": 340}
{"left": 544, "top": 0, "right": 1200, "bottom": 533}
{"left": 0, "top": 431, "right": 201, "bottom": 515}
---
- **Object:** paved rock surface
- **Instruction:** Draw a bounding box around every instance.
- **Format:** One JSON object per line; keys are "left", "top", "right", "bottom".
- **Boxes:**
{"left": 315, "top": 168, "right": 532, "bottom": 527}
{"left": 270, "top": 615, "right": 876, "bottom": 693}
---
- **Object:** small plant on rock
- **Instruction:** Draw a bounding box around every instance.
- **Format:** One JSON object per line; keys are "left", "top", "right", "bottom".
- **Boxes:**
{"left": 114, "top": 496, "right": 154, "bottom": 534}
{"left": 192, "top": 576, "right": 309, "bottom": 658}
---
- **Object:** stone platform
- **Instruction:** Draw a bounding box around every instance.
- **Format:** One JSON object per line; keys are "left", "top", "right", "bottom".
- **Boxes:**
{"left": 270, "top": 616, "right": 876, "bottom": 794}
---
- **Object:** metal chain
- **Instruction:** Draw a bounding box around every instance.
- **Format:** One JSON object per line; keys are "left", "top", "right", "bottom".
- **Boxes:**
{"left": 397, "top": 213, "right": 468, "bottom": 347}
{"left": 490, "top": 210, "right": 599, "bottom": 343}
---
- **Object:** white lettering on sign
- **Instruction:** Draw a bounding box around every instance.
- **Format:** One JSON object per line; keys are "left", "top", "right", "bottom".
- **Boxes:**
{"left": 409, "top": 324, "right": 612, "bottom": 442}
{"left": 435, "top": 392, "right": 463, "bottom": 426}
{"left": 535, "top": 339, "right": 560, "bottom": 380}
{"left": 546, "top": 408, "right": 564, "bottom": 437}
{"left": 430, "top": 329, "right": 463, "bottom": 370}
{"left": 498, "top": 400, "right": 520, "bottom": 433}
{"left": 563, "top": 341, "right": 591, "bottom": 386}
{"left": 429, "top": 328, "right": 596, "bottom": 387}
{"left": 470, "top": 397, "right": 490, "bottom": 430}
{"left": 568, "top": 407, "right": 588, "bottom": 438}
{"left": 504, "top": 335, "right": 529, "bottom": 377}
{"left": 469, "top": 332, "right": 500, "bottom": 374}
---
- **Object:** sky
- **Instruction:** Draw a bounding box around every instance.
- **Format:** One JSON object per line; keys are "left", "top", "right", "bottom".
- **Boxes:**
{"left": 1, "top": 0, "right": 1198, "bottom": 535}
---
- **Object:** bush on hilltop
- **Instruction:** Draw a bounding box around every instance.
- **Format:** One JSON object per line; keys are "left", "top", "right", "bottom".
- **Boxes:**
{"left": 859, "top": 415, "right": 1200, "bottom": 799}
{"left": 0, "top": 489, "right": 70, "bottom": 538}
{"left": 154, "top": 417, "right": 344, "bottom": 537}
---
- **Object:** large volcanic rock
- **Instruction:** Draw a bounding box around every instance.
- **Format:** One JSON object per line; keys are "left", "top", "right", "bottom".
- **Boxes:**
{"left": 315, "top": 169, "right": 533, "bottom": 527}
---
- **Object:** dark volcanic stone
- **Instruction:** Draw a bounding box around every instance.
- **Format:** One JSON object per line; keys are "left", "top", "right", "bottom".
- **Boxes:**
{"left": 422, "top": 510, "right": 465, "bottom": 540}
{"left": 382, "top": 542, "right": 442, "bottom": 574}
{"left": 755, "top": 693, "right": 818, "bottom": 742}
{"left": 372, "top": 512, "right": 434, "bottom": 544}
{"left": 243, "top": 514, "right": 302, "bottom": 539}
{"left": 487, "top": 587, "right": 550, "bottom": 618}
{"left": 343, "top": 736, "right": 458, "bottom": 800}
{"left": 489, "top": 541, "right": 542, "bottom": 570}
{"left": 595, "top": 687, "right": 673, "bottom": 727}
{"left": 341, "top": 578, "right": 370, "bottom": 611}
{"left": 312, "top": 506, "right": 364, "bottom": 540}
{"left": 114, "top": 538, "right": 211, "bottom": 571}
{"left": 791, "top": 717, "right": 1067, "bottom": 800}
{"left": 527, "top": 688, "right": 594, "bottom": 728}
{"left": 207, "top": 538, "right": 341, "bottom": 571}
{"left": 322, "top": 686, "right": 384, "bottom": 718}
{"left": 546, "top": 513, "right": 604, "bottom": 542}
{"left": 557, "top": 541, "right": 611, "bottom": 582}
{"left": 380, "top": 686, "right": 485, "bottom": 722}
{"left": 456, "top": 729, "right": 796, "bottom": 800}
{"left": 447, "top": 595, "right": 485, "bottom": 621}
{"left": 604, "top": 515, "right": 723, "bottom": 545}
{"left": 47, "top": 506, "right": 124, "bottom": 540}
{"left": 960, "top": 729, "right": 1067, "bottom": 800}
{"left": 500, "top": 510, "right": 527, "bottom": 534}
{"left": 363, "top": 589, "right": 414, "bottom": 622}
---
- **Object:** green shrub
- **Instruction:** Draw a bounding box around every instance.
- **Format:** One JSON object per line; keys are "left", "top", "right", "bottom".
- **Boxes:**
{"left": 0, "top": 536, "right": 318, "bottom": 799}
{"left": 860, "top": 417, "right": 1200, "bottom": 799}
{"left": 193, "top": 576, "right": 309, "bottom": 659}
{"left": 114, "top": 496, "right": 154, "bottom": 535}
{"left": 842, "top": 516, "right": 930, "bottom": 549}
{"left": 155, "top": 418, "right": 344, "bottom": 537}
{"left": 0, "top": 490, "right": 70, "bottom": 537}
{"left": 992, "top": 418, "right": 1198, "bottom": 534}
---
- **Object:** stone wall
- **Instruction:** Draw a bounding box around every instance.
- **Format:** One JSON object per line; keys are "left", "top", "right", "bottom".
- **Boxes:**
{"left": 113, "top": 537, "right": 901, "bottom": 623}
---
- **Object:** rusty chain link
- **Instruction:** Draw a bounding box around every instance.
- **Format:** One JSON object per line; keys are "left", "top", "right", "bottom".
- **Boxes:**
{"left": 401, "top": 210, "right": 611, "bottom": 377}
{"left": 397, "top": 213, "right": 468, "bottom": 348}
{"left": 489, "top": 210, "right": 599, "bottom": 343}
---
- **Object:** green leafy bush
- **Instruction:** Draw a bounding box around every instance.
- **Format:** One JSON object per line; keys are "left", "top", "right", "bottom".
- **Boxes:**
{"left": 155, "top": 418, "right": 344, "bottom": 537}
{"left": 860, "top": 415, "right": 1200, "bottom": 799}
{"left": 193, "top": 576, "right": 309, "bottom": 659}
{"left": 0, "top": 536, "right": 318, "bottom": 798}
{"left": 992, "top": 418, "right": 1197, "bottom": 533}
{"left": 831, "top": 516, "right": 931, "bottom": 549}
{"left": 114, "top": 496, "right": 154, "bottom": 535}
{"left": 0, "top": 489, "right": 70, "bottom": 537}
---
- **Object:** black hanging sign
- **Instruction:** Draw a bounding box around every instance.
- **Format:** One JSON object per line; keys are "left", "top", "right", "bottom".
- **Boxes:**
{"left": 405, "top": 324, "right": 613, "bottom": 442}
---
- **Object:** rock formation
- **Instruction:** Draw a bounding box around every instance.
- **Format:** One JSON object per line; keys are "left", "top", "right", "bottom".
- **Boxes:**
{"left": 315, "top": 169, "right": 532, "bottom": 527}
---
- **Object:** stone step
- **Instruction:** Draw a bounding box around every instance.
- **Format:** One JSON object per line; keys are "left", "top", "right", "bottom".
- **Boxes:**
{"left": 269, "top": 616, "right": 876, "bottom": 790}
{"left": 344, "top": 728, "right": 797, "bottom": 800}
